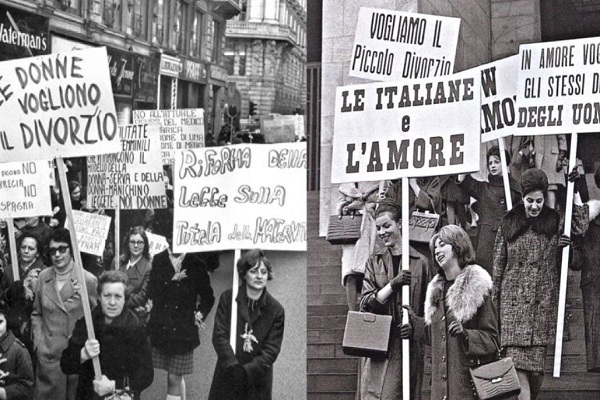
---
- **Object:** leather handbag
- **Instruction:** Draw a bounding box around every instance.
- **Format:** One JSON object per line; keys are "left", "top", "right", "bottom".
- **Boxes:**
{"left": 469, "top": 356, "right": 521, "bottom": 399}
{"left": 341, "top": 310, "right": 392, "bottom": 358}
{"left": 326, "top": 214, "right": 363, "bottom": 245}
{"left": 408, "top": 210, "right": 440, "bottom": 243}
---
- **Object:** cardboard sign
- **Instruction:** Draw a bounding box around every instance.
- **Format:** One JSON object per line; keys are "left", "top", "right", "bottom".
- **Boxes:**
{"left": 72, "top": 210, "right": 111, "bottom": 256}
{"left": 173, "top": 142, "right": 307, "bottom": 252}
{"left": 480, "top": 55, "right": 519, "bottom": 142}
{"left": 133, "top": 108, "right": 204, "bottom": 165}
{"left": 146, "top": 231, "right": 169, "bottom": 256}
{"left": 0, "top": 47, "right": 119, "bottom": 163}
{"left": 0, "top": 160, "right": 51, "bottom": 218}
{"left": 261, "top": 117, "right": 296, "bottom": 144}
{"left": 517, "top": 37, "right": 600, "bottom": 135}
{"left": 331, "top": 69, "right": 481, "bottom": 183}
{"left": 350, "top": 8, "right": 460, "bottom": 81}
{"left": 86, "top": 123, "right": 167, "bottom": 210}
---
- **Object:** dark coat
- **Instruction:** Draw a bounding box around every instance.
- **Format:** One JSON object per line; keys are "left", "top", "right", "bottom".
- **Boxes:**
{"left": 458, "top": 174, "right": 521, "bottom": 274}
{"left": 359, "top": 247, "right": 429, "bottom": 400}
{"left": 492, "top": 204, "right": 560, "bottom": 347}
{"left": 147, "top": 250, "right": 215, "bottom": 354}
{"left": 111, "top": 255, "right": 152, "bottom": 319}
{"left": 208, "top": 286, "right": 285, "bottom": 400}
{"left": 0, "top": 330, "right": 34, "bottom": 400}
{"left": 412, "top": 264, "right": 499, "bottom": 400}
{"left": 60, "top": 306, "right": 153, "bottom": 400}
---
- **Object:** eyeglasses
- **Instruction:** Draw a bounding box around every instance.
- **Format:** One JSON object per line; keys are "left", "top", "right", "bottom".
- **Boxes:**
{"left": 129, "top": 240, "right": 145, "bottom": 246}
{"left": 48, "top": 246, "right": 69, "bottom": 256}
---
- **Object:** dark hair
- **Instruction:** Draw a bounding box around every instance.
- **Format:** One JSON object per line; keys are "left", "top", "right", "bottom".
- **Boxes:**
{"left": 49, "top": 227, "right": 72, "bottom": 249}
{"left": 17, "top": 232, "right": 43, "bottom": 257}
{"left": 374, "top": 203, "right": 400, "bottom": 221}
{"left": 0, "top": 304, "right": 10, "bottom": 319}
{"left": 122, "top": 226, "right": 150, "bottom": 261}
{"left": 97, "top": 270, "right": 130, "bottom": 300}
{"left": 237, "top": 249, "right": 273, "bottom": 280}
{"left": 487, "top": 146, "right": 511, "bottom": 166}
{"left": 68, "top": 180, "right": 81, "bottom": 193}
{"left": 429, "top": 225, "right": 475, "bottom": 269}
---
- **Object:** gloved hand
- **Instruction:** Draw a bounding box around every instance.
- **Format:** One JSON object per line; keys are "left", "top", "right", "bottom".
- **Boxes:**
{"left": 557, "top": 150, "right": 567, "bottom": 172}
{"left": 567, "top": 166, "right": 582, "bottom": 193}
{"left": 558, "top": 234, "right": 571, "bottom": 248}
{"left": 449, "top": 320, "right": 467, "bottom": 339}
{"left": 389, "top": 271, "right": 411, "bottom": 292}
{"left": 93, "top": 375, "right": 115, "bottom": 397}
{"left": 81, "top": 339, "right": 100, "bottom": 361}
{"left": 400, "top": 323, "right": 413, "bottom": 339}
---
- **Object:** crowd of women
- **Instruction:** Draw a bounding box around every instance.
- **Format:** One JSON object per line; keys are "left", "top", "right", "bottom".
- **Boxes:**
{"left": 338, "top": 136, "right": 600, "bottom": 400}
{"left": 0, "top": 162, "right": 286, "bottom": 400}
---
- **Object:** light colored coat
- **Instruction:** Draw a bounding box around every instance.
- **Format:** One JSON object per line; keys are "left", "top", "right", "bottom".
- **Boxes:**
{"left": 31, "top": 265, "right": 97, "bottom": 400}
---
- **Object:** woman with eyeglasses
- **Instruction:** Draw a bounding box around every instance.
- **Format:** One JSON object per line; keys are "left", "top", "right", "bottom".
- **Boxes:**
{"left": 3, "top": 233, "right": 48, "bottom": 357}
{"left": 111, "top": 226, "right": 152, "bottom": 320}
{"left": 208, "top": 249, "right": 285, "bottom": 400}
{"left": 31, "top": 227, "right": 98, "bottom": 400}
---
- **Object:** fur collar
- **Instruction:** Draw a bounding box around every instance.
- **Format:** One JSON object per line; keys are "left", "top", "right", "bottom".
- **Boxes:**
{"left": 424, "top": 264, "right": 493, "bottom": 325}
{"left": 500, "top": 203, "right": 559, "bottom": 242}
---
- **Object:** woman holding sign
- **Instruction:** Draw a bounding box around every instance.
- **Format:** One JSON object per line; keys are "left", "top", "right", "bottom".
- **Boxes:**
{"left": 492, "top": 168, "right": 572, "bottom": 400}
{"left": 208, "top": 249, "right": 285, "bottom": 400}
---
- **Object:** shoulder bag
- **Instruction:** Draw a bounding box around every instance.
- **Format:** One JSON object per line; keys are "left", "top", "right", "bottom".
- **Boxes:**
{"left": 469, "top": 347, "right": 521, "bottom": 400}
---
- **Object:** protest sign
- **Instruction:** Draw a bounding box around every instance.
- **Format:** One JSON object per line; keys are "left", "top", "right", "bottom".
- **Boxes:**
{"left": 0, "top": 47, "right": 119, "bottom": 163}
{"left": 133, "top": 108, "right": 204, "bottom": 165}
{"left": 0, "top": 160, "right": 51, "bottom": 218}
{"left": 517, "top": 37, "right": 600, "bottom": 135}
{"left": 146, "top": 231, "right": 169, "bottom": 256}
{"left": 71, "top": 210, "right": 111, "bottom": 256}
{"left": 480, "top": 55, "right": 519, "bottom": 143}
{"left": 331, "top": 69, "right": 481, "bottom": 183}
{"left": 260, "top": 116, "right": 296, "bottom": 143}
{"left": 350, "top": 8, "right": 460, "bottom": 81}
{"left": 86, "top": 123, "right": 167, "bottom": 210}
{"left": 173, "top": 142, "right": 307, "bottom": 252}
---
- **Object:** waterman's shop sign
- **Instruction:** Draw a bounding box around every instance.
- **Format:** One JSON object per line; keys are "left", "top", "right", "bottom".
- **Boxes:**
{"left": 0, "top": 4, "right": 49, "bottom": 61}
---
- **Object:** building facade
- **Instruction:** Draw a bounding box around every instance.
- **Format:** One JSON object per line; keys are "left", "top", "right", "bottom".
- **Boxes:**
{"left": 224, "top": 0, "right": 306, "bottom": 119}
{"left": 4, "top": 0, "right": 242, "bottom": 142}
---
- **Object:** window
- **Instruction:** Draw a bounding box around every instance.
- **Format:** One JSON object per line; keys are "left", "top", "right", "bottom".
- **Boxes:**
{"left": 212, "top": 20, "right": 222, "bottom": 64}
{"left": 103, "top": 0, "right": 123, "bottom": 30}
{"left": 130, "top": 0, "right": 150, "bottom": 40}
{"left": 189, "top": 10, "right": 204, "bottom": 58}
{"left": 174, "top": 1, "right": 188, "bottom": 52}
{"left": 224, "top": 42, "right": 234, "bottom": 75}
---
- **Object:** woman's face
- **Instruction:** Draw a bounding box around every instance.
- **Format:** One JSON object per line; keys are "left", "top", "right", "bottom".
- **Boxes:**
{"left": 128, "top": 234, "right": 145, "bottom": 258}
{"left": 20, "top": 237, "right": 39, "bottom": 264}
{"left": 71, "top": 186, "right": 81, "bottom": 201}
{"left": 375, "top": 212, "right": 401, "bottom": 248}
{"left": 48, "top": 239, "right": 72, "bottom": 271}
{"left": 523, "top": 190, "right": 545, "bottom": 218}
{"left": 244, "top": 261, "right": 269, "bottom": 292}
{"left": 434, "top": 237, "right": 458, "bottom": 270}
{"left": 488, "top": 155, "right": 502, "bottom": 176}
{"left": 100, "top": 282, "right": 126, "bottom": 323}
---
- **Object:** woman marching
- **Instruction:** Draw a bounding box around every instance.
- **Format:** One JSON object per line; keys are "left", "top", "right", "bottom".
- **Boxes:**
{"left": 405, "top": 224, "right": 499, "bottom": 399}
{"left": 208, "top": 249, "right": 285, "bottom": 400}
{"left": 492, "top": 168, "right": 570, "bottom": 399}
{"left": 60, "top": 270, "right": 154, "bottom": 399}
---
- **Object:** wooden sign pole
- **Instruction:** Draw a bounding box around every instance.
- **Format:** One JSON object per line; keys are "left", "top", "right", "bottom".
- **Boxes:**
{"left": 498, "top": 138, "right": 513, "bottom": 211}
{"left": 6, "top": 220, "right": 19, "bottom": 282}
{"left": 56, "top": 157, "right": 102, "bottom": 380}
{"left": 553, "top": 132, "right": 578, "bottom": 377}
{"left": 401, "top": 177, "right": 410, "bottom": 400}
{"left": 230, "top": 249, "right": 241, "bottom": 354}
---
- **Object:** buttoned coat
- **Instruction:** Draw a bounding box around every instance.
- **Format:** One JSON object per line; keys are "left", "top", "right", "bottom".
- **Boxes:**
{"left": 147, "top": 250, "right": 215, "bottom": 354}
{"left": 412, "top": 264, "right": 499, "bottom": 400}
{"left": 0, "top": 330, "right": 33, "bottom": 400}
{"left": 492, "top": 204, "right": 560, "bottom": 348}
{"left": 357, "top": 247, "right": 429, "bottom": 400}
{"left": 31, "top": 265, "right": 98, "bottom": 400}
{"left": 111, "top": 255, "right": 152, "bottom": 318}
{"left": 458, "top": 174, "right": 521, "bottom": 274}
{"left": 208, "top": 286, "right": 285, "bottom": 400}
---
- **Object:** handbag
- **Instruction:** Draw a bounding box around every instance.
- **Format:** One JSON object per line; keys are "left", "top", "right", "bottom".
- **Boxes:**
{"left": 469, "top": 354, "right": 521, "bottom": 400}
{"left": 341, "top": 310, "right": 392, "bottom": 358}
{"left": 104, "top": 376, "right": 136, "bottom": 400}
{"left": 408, "top": 210, "right": 440, "bottom": 243}
{"left": 326, "top": 214, "right": 363, "bottom": 245}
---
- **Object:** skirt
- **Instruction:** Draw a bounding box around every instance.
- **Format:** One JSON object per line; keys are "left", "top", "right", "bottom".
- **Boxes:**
{"left": 152, "top": 346, "right": 195, "bottom": 375}
{"left": 506, "top": 345, "right": 547, "bottom": 373}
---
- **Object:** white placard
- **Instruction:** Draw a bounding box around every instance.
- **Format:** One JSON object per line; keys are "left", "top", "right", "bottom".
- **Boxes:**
{"left": 350, "top": 8, "right": 460, "bottom": 81}
{"left": 517, "top": 37, "right": 600, "bottom": 135}
{"left": 331, "top": 69, "right": 481, "bottom": 183}
{"left": 86, "top": 123, "right": 167, "bottom": 210}
{"left": 173, "top": 143, "right": 307, "bottom": 252}
{"left": 0, "top": 47, "right": 119, "bottom": 163}
{"left": 72, "top": 210, "right": 111, "bottom": 256}
{"left": 0, "top": 160, "right": 52, "bottom": 218}
{"left": 146, "top": 231, "right": 169, "bottom": 256}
